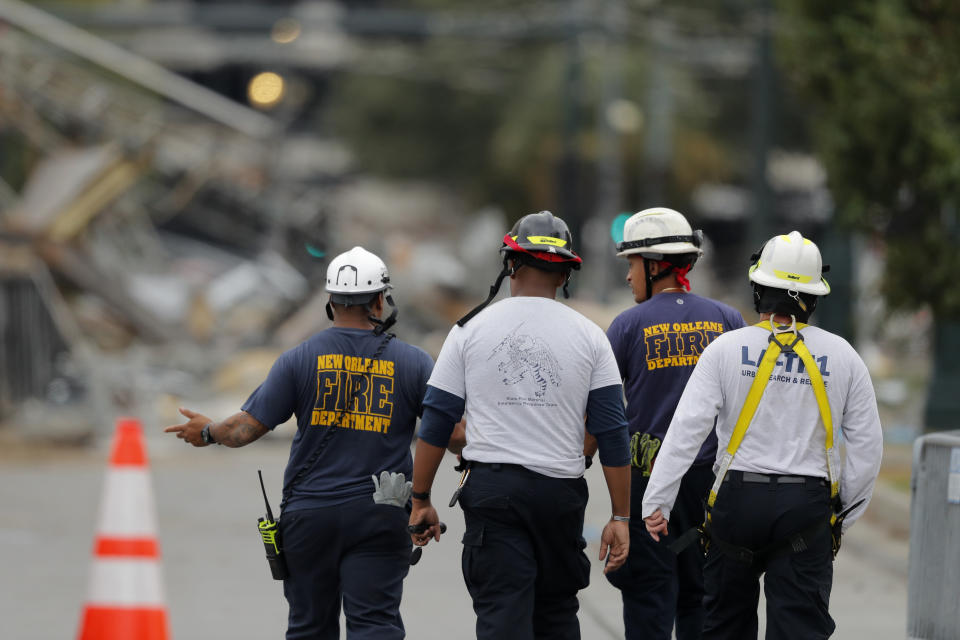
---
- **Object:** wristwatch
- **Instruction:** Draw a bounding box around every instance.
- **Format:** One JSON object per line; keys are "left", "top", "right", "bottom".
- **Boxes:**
{"left": 201, "top": 422, "right": 216, "bottom": 445}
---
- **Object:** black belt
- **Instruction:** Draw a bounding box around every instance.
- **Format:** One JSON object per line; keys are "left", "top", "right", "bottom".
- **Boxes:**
{"left": 469, "top": 461, "right": 528, "bottom": 472}
{"left": 724, "top": 470, "right": 825, "bottom": 485}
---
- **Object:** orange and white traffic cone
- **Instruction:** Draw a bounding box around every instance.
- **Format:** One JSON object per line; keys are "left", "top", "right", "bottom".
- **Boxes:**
{"left": 77, "top": 417, "right": 170, "bottom": 640}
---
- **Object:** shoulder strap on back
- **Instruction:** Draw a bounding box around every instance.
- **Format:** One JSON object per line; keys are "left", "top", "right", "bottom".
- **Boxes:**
{"left": 706, "top": 319, "right": 837, "bottom": 512}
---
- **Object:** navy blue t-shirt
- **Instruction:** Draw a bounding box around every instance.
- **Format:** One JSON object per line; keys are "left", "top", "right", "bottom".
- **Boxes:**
{"left": 242, "top": 328, "right": 434, "bottom": 511}
{"left": 606, "top": 292, "right": 745, "bottom": 466}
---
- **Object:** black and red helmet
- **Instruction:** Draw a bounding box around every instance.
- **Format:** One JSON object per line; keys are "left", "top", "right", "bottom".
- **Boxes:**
{"left": 456, "top": 211, "right": 582, "bottom": 326}
{"left": 501, "top": 211, "right": 582, "bottom": 271}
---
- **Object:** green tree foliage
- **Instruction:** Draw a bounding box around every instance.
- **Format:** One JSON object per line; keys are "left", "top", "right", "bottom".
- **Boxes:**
{"left": 777, "top": 0, "right": 960, "bottom": 319}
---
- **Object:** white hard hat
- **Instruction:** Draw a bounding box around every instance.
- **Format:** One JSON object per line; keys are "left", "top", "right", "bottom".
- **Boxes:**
{"left": 748, "top": 231, "right": 830, "bottom": 296}
{"left": 326, "top": 247, "right": 391, "bottom": 303}
{"left": 616, "top": 207, "right": 704, "bottom": 258}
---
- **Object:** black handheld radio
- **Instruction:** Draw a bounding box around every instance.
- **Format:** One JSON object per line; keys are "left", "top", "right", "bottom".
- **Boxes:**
{"left": 257, "top": 470, "right": 289, "bottom": 580}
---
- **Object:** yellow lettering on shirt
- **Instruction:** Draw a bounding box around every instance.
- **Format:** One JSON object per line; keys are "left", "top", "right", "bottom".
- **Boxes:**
{"left": 315, "top": 353, "right": 397, "bottom": 434}
{"left": 643, "top": 319, "right": 729, "bottom": 370}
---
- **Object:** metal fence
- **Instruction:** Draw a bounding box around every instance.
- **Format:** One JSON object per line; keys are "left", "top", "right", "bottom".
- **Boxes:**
{"left": 907, "top": 430, "right": 960, "bottom": 640}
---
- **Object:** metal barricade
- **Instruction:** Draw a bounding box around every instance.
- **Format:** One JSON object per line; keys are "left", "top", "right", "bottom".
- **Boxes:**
{"left": 907, "top": 430, "right": 960, "bottom": 640}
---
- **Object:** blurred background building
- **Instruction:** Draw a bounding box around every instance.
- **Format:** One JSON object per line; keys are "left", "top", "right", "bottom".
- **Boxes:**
{"left": 0, "top": 0, "right": 956, "bottom": 443}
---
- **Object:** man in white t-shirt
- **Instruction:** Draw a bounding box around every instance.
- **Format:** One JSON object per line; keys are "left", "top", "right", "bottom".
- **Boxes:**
{"left": 408, "top": 211, "right": 632, "bottom": 640}
{"left": 642, "top": 231, "right": 883, "bottom": 640}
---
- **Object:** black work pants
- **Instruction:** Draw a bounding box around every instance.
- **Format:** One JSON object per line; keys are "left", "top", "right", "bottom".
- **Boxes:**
{"left": 702, "top": 472, "right": 835, "bottom": 640}
{"left": 458, "top": 464, "right": 591, "bottom": 640}
{"left": 280, "top": 497, "right": 410, "bottom": 640}
{"left": 606, "top": 462, "right": 712, "bottom": 640}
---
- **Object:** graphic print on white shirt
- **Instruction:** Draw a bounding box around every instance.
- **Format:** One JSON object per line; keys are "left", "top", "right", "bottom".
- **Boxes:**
{"left": 488, "top": 322, "right": 562, "bottom": 400}
{"left": 427, "top": 297, "right": 623, "bottom": 478}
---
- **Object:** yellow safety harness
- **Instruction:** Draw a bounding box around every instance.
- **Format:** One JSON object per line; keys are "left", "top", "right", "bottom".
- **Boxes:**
{"left": 707, "top": 318, "right": 839, "bottom": 511}
{"left": 671, "top": 317, "right": 853, "bottom": 561}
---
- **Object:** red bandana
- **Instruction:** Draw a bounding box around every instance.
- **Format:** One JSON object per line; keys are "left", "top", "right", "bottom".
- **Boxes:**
{"left": 658, "top": 261, "right": 691, "bottom": 291}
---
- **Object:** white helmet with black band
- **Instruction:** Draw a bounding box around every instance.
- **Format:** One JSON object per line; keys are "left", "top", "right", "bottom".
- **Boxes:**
{"left": 748, "top": 231, "right": 830, "bottom": 322}
{"left": 325, "top": 246, "right": 397, "bottom": 333}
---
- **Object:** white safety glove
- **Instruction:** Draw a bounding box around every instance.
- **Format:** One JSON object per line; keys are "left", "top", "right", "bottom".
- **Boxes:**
{"left": 371, "top": 471, "right": 412, "bottom": 508}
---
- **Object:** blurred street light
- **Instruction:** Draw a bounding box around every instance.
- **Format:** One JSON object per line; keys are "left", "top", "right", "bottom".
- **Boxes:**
{"left": 605, "top": 99, "right": 643, "bottom": 135}
{"left": 271, "top": 18, "right": 301, "bottom": 45}
{"left": 247, "top": 72, "right": 285, "bottom": 110}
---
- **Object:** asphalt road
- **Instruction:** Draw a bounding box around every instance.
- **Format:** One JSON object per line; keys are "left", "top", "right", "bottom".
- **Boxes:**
{"left": 0, "top": 427, "right": 909, "bottom": 639}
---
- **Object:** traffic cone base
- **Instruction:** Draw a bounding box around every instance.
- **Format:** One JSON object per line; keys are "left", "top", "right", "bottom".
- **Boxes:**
{"left": 78, "top": 418, "right": 170, "bottom": 640}
{"left": 79, "top": 608, "right": 167, "bottom": 640}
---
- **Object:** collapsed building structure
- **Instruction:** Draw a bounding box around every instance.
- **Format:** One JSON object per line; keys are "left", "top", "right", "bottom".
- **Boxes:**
{"left": 0, "top": 0, "right": 497, "bottom": 439}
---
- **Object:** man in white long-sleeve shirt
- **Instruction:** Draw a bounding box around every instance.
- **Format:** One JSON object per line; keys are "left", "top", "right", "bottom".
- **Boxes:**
{"left": 642, "top": 231, "right": 883, "bottom": 640}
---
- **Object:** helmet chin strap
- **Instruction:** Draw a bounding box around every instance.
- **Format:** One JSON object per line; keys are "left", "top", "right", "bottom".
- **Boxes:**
{"left": 370, "top": 292, "right": 398, "bottom": 336}
{"left": 326, "top": 292, "right": 398, "bottom": 335}
{"left": 457, "top": 257, "right": 511, "bottom": 327}
{"left": 753, "top": 284, "right": 817, "bottom": 322}
{"left": 643, "top": 259, "right": 673, "bottom": 301}
{"left": 457, "top": 253, "right": 575, "bottom": 327}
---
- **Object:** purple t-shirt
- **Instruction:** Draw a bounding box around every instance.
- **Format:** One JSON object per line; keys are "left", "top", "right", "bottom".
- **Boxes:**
{"left": 242, "top": 327, "right": 433, "bottom": 510}
{"left": 607, "top": 292, "right": 746, "bottom": 466}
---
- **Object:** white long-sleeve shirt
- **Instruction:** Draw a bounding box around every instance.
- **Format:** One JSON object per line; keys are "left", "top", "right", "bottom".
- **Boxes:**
{"left": 642, "top": 324, "right": 883, "bottom": 532}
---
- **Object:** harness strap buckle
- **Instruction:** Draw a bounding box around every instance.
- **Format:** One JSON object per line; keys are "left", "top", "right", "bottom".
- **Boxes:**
{"left": 768, "top": 330, "right": 803, "bottom": 353}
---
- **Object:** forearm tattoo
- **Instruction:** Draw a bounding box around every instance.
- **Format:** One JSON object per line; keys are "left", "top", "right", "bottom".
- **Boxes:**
{"left": 218, "top": 412, "right": 269, "bottom": 447}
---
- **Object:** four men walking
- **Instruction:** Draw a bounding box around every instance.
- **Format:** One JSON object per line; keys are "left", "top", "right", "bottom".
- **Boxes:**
{"left": 167, "top": 212, "right": 883, "bottom": 640}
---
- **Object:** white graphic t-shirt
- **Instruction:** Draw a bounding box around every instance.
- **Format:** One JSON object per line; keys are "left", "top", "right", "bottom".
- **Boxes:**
{"left": 428, "top": 296, "right": 622, "bottom": 478}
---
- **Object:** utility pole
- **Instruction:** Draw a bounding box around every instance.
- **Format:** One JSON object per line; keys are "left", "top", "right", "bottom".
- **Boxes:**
{"left": 583, "top": 0, "right": 627, "bottom": 302}
{"left": 641, "top": 19, "right": 674, "bottom": 208}
{"left": 748, "top": 0, "right": 774, "bottom": 249}
{"left": 559, "top": 0, "right": 586, "bottom": 251}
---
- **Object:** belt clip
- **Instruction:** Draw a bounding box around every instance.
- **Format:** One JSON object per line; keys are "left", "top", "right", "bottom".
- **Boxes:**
{"left": 768, "top": 474, "right": 778, "bottom": 492}
{"left": 449, "top": 464, "right": 472, "bottom": 508}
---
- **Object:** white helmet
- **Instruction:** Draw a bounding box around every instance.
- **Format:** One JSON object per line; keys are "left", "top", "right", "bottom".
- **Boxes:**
{"left": 748, "top": 231, "right": 830, "bottom": 296}
{"left": 325, "top": 247, "right": 391, "bottom": 304}
{"left": 616, "top": 207, "right": 704, "bottom": 258}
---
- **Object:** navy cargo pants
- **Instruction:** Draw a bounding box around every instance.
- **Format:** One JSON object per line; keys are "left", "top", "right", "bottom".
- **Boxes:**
{"left": 458, "top": 463, "right": 592, "bottom": 640}
{"left": 280, "top": 496, "right": 410, "bottom": 639}
{"left": 702, "top": 471, "right": 835, "bottom": 640}
{"left": 606, "top": 462, "right": 713, "bottom": 640}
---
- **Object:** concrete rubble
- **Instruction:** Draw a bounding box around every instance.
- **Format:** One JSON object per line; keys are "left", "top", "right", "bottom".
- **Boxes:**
{"left": 0, "top": 7, "right": 502, "bottom": 441}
